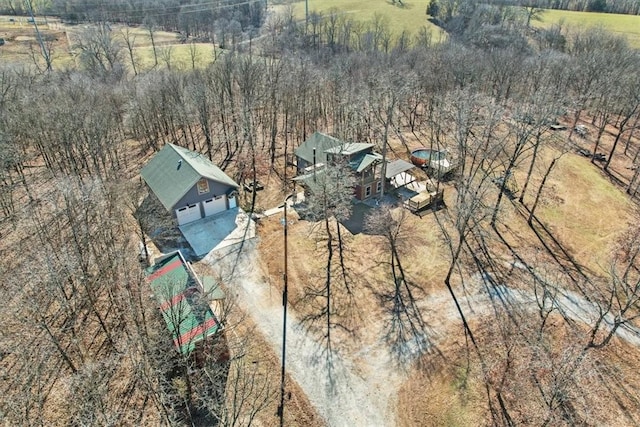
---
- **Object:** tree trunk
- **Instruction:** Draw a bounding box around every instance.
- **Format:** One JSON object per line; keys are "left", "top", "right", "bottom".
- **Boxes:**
{"left": 529, "top": 157, "right": 558, "bottom": 224}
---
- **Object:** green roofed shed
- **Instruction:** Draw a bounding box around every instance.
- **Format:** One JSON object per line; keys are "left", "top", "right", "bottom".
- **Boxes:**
{"left": 146, "top": 251, "right": 221, "bottom": 355}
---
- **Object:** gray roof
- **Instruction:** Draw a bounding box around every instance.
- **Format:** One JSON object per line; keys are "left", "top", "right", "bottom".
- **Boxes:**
{"left": 294, "top": 132, "right": 342, "bottom": 164}
{"left": 141, "top": 143, "right": 239, "bottom": 210}
{"left": 355, "top": 153, "right": 383, "bottom": 173}
{"left": 385, "top": 159, "right": 415, "bottom": 178}
{"left": 324, "top": 142, "right": 374, "bottom": 156}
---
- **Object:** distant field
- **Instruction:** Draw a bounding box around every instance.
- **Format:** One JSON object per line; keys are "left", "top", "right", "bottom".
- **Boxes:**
{"left": 287, "top": 0, "right": 444, "bottom": 40}
{"left": 0, "top": 18, "right": 218, "bottom": 71}
{"left": 286, "top": 2, "right": 640, "bottom": 47}
{"left": 533, "top": 9, "right": 640, "bottom": 47}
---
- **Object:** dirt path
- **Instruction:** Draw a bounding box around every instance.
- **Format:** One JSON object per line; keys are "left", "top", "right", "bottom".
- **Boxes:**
{"left": 427, "top": 270, "right": 640, "bottom": 349}
{"left": 203, "top": 235, "right": 640, "bottom": 427}
{"left": 204, "top": 241, "right": 402, "bottom": 427}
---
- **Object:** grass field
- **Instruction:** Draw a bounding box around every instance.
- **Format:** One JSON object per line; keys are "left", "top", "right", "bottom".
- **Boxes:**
{"left": 534, "top": 9, "right": 640, "bottom": 47}
{"left": 0, "top": 18, "right": 219, "bottom": 71}
{"left": 536, "top": 152, "right": 633, "bottom": 270}
{"left": 288, "top": 0, "right": 444, "bottom": 39}
{"left": 286, "top": 1, "right": 640, "bottom": 47}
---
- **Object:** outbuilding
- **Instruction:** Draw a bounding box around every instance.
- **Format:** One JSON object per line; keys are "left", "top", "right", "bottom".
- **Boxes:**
{"left": 141, "top": 143, "right": 239, "bottom": 226}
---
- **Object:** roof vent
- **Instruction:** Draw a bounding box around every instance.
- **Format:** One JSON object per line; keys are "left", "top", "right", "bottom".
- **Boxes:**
{"left": 177, "top": 159, "right": 182, "bottom": 170}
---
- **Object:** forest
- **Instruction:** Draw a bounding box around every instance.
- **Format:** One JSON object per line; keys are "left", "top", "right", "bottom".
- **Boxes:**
{"left": 1, "top": 0, "right": 640, "bottom": 426}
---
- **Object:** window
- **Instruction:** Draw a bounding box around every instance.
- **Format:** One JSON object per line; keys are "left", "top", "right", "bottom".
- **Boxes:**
{"left": 376, "top": 181, "right": 382, "bottom": 193}
{"left": 365, "top": 185, "right": 371, "bottom": 198}
{"left": 197, "top": 178, "right": 209, "bottom": 195}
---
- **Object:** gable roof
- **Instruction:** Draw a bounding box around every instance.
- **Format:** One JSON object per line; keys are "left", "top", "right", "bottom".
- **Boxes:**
{"left": 354, "top": 152, "right": 383, "bottom": 172}
{"left": 324, "top": 142, "right": 374, "bottom": 156}
{"left": 294, "top": 132, "right": 343, "bottom": 164}
{"left": 385, "top": 159, "right": 415, "bottom": 178}
{"left": 141, "top": 143, "right": 239, "bottom": 210}
{"left": 146, "top": 251, "right": 221, "bottom": 356}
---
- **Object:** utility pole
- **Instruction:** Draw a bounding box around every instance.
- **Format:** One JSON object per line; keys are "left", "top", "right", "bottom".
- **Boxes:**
{"left": 278, "top": 193, "right": 294, "bottom": 427}
{"left": 305, "top": 0, "right": 309, "bottom": 26}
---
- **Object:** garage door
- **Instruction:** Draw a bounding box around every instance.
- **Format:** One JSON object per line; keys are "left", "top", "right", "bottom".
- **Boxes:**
{"left": 176, "top": 203, "right": 201, "bottom": 225}
{"left": 203, "top": 195, "right": 227, "bottom": 217}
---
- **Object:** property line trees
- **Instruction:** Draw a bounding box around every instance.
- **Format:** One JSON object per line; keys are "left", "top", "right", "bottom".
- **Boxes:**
{"left": 74, "top": 22, "right": 125, "bottom": 78}
{"left": 603, "top": 62, "right": 640, "bottom": 171}
{"left": 566, "top": 28, "right": 628, "bottom": 145}
{"left": 516, "top": 52, "right": 570, "bottom": 204}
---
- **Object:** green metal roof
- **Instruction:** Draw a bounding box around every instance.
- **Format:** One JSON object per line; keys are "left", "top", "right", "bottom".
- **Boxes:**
{"left": 140, "top": 144, "right": 239, "bottom": 210}
{"left": 294, "top": 132, "right": 343, "bottom": 164}
{"left": 324, "top": 142, "right": 374, "bottom": 156}
{"left": 146, "top": 251, "right": 221, "bottom": 355}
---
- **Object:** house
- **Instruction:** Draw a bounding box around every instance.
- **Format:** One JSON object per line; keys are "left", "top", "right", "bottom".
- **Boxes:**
{"left": 324, "top": 142, "right": 385, "bottom": 200}
{"left": 141, "top": 143, "right": 239, "bottom": 226}
{"left": 295, "top": 133, "right": 421, "bottom": 202}
{"left": 146, "top": 250, "right": 224, "bottom": 357}
{"left": 294, "top": 131, "right": 342, "bottom": 173}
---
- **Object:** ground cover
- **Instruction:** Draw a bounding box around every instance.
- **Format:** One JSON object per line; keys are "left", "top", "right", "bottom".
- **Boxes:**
{"left": 535, "top": 152, "right": 634, "bottom": 269}
{"left": 287, "top": 0, "right": 443, "bottom": 39}
{"left": 534, "top": 9, "right": 640, "bottom": 47}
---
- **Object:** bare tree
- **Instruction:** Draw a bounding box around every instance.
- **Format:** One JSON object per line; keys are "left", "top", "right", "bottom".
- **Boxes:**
{"left": 585, "top": 220, "right": 640, "bottom": 349}
{"left": 300, "top": 159, "right": 357, "bottom": 365}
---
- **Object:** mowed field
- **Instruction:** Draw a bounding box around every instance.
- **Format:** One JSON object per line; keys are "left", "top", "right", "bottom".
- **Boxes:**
{"left": 288, "top": 0, "right": 640, "bottom": 46}
{"left": 0, "top": 16, "right": 217, "bottom": 71}
{"left": 535, "top": 9, "right": 640, "bottom": 47}
{"left": 288, "top": 0, "right": 444, "bottom": 39}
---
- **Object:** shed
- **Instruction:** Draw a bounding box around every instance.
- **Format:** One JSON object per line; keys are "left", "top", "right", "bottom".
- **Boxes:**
{"left": 146, "top": 251, "right": 222, "bottom": 356}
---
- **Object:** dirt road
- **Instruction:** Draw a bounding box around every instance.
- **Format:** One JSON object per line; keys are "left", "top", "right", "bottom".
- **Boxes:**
{"left": 204, "top": 241, "right": 402, "bottom": 427}
{"left": 203, "top": 237, "right": 640, "bottom": 426}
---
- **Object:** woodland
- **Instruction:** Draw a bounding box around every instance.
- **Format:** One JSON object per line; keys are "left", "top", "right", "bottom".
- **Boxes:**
{"left": 1, "top": 0, "right": 640, "bottom": 426}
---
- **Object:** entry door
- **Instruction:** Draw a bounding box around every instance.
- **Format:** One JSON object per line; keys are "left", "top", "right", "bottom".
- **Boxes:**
{"left": 203, "top": 195, "right": 227, "bottom": 217}
{"left": 176, "top": 203, "right": 201, "bottom": 225}
{"left": 228, "top": 194, "right": 237, "bottom": 209}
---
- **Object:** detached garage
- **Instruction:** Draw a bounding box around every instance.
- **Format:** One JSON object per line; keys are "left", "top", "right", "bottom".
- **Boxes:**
{"left": 141, "top": 144, "right": 239, "bottom": 226}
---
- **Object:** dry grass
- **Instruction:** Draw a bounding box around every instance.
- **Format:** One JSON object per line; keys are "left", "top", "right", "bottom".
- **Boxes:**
{"left": 0, "top": 23, "right": 73, "bottom": 69}
{"left": 253, "top": 123, "right": 637, "bottom": 424}
{"left": 0, "top": 20, "right": 218, "bottom": 71}
{"left": 397, "top": 366, "right": 483, "bottom": 427}
{"left": 535, "top": 152, "right": 633, "bottom": 269}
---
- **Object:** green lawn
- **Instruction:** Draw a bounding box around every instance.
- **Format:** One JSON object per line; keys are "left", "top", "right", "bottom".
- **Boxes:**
{"left": 534, "top": 9, "right": 640, "bottom": 47}
{"left": 134, "top": 43, "right": 219, "bottom": 71}
{"left": 288, "top": 0, "right": 443, "bottom": 39}
{"left": 287, "top": 2, "right": 640, "bottom": 47}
